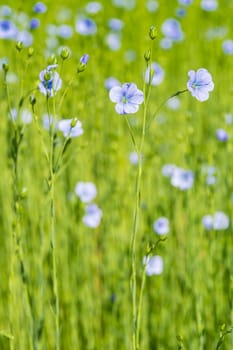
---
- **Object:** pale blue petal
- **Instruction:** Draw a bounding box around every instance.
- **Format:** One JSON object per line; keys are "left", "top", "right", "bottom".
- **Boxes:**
{"left": 115, "top": 102, "right": 125, "bottom": 114}
{"left": 109, "top": 86, "right": 123, "bottom": 102}
{"left": 124, "top": 103, "right": 139, "bottom": 114}
{"left": 128, "top": 90, "right": 144, "bottom": 104}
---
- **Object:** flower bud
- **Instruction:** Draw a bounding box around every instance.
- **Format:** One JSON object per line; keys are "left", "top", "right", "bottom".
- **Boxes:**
{"left": 16, "top": 41, "right": 23, "bottom": 52}
{"left": 149, "top": 26, "right": 157, "bottom": 40}
{"left": 2, "top": 63, "right": 9, "bottom": 73}
{"left": 77, "top": 54, "right": 89, "bottom": 73}
{"left": 144, "top": 48, "right": 151, "bottom": 62}
{"left": 71, "top": 117, "right": 78, "bottom": 128}
{"left": 47, "top": 54, "right": 57, "bottom": 65}
{"left": 28, "top": 47, "right": 34, "bottom": 57}
{"left": 20, "top": 187, "right": 28, "bottom": 199}
{"left": 60, "top": 47, "right": 70, "bottom": 60}
{"left": 29, "top": 95, "right": 36, "bottom": 106}
{"left": 44, "top": 71, "right": 51, "bottom": 81}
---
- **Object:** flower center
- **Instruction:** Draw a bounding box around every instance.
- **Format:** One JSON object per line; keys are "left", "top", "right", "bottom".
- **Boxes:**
{"left": 121, "top": 96, "right": 128, "bottom": 103}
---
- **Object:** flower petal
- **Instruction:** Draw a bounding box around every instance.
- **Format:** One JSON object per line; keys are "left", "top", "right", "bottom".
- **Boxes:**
{"left": 115, "top": 102, "right": 125, "bottom": 114}
{"left": 109, "top": 86, "right": 123, "bottom": 103}
{"left": 124, "top": 103, "right": 139, "bottom": 114}
{"left": 128, "top": 90, "right": 144, "bottom": 104}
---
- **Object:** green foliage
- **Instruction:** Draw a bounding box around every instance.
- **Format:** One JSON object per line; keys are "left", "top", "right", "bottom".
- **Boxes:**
{"left": 0, "top": 1, "right": 233, "bottom": 349}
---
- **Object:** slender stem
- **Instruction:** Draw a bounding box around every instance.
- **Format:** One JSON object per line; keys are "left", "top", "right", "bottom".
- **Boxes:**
{"left": 58, "top": 77, "right": 75, "bottom": 110}
{"left": 47, "top": 97, "right": 60, "bottom": 350}
{"left": 147, "top": 89, "right": 188, "bottom": 128}
{"left": 136, "top": 265, "right": 147, "bottom": 349}
{"left": 4, "top": 70, "right": 34, "bottom": 349}
{"left": 129, "top": 64, "right": 151, "bottom": 350}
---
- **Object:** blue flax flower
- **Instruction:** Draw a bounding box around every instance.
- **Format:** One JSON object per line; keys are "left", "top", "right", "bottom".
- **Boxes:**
{"left": 83, "top": 204, "right": 102, "bottom": 228}
{"left": 33, "top": 2, "right": 47, "bottom": 13}
{"left": 75, "top": 17, "right": 97, "bottom": 35}
{"left": 153, "top": 217, "right": 169, "bottom": 235}
{"left": 109, "top": 82, "right": 144, "bottom": 114}
{"left": 187, "top": 68, "right": 214, "bottom": 101}
{"left": 57, "top": 118, "right": 83, "bottom": 138}
{"left": 75, "top": 182, "right": 97, "bottom": 203}
{"left": 38, "top": 65, "right": 62, "bottom": 97}
{"left": 143, "top": 255, "right": 163, "bottom": 276}
{"left": 216, "top": 128, "right": 228, "bottom": 142}
{"left": 222, "top": 40, "right": 233, "bottom": 55}
{"left": 202, "top": 211, "right": 229, "bottom": 230}
{"left": 0, "top": 20, "right": 18, "bottom": 39}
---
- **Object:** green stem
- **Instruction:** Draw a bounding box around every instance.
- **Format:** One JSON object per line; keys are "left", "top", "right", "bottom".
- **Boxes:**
{"left": 135, "top": 265, "right": 147, "bottom": 349}
{"left": 147, "top": 89, "right": 188, "bottom": 128}
{"left": 129, "top": 67, "right": 150, "bottom": 350}
{"left": 48, "top": 97, "right": 60, "bottom": 350}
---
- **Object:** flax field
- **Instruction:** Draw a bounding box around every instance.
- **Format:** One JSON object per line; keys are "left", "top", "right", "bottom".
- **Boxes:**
{"left": 0, "top": 0, "right": 233, "bottom": 349}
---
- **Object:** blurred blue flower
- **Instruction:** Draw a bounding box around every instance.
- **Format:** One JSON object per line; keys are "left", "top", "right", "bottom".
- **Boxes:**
{"left": 176, "top": 8, "right": 187, "bottom": 18}
{"left": 75, "top": 17, "right": 97, "bottom": 35}
{"left": 30, "top": 18, "right": 40, "bottom": 30}
{"left": 0, "top": 5, "right": 12, "bottom": 16}
{"left": 17, "top": 31, "right": 33, "bottom": 47}
{"left": 161, "top": 164, "right": 177, "bottom": 178}
{"left": 112, "top": 0, "right": 136, "bottom": 10}
{"left": 202, "top": 215, "right": 213, "bottom": 230}
{"left": 216, "top": 128, "right": 228, "bottom": 142}
{"left": 213, "top": 212, "right": 229, "bottom": 230}
{"left": 225, "top": 113, "right": 233, "bottom": 125}
{"left": 106, "top": 32, "right": 121, "bottom": 51}
{"left": 109, "top": 82, "right": 144, "bottom": 115}
{"left": 129, "top": 151, "right": 143, "bottom": 165}
{"left": 85, "top": 2, "right": 102, "bottom": 14}
{"left": 179, "top": 0, "right": 193, "bottom": 5}
{"left": 187, "top": 68, "right": 214, "bottom": 102}
{"left": 108, "top": 18, "right": 124, "bottom": 31}
{"left": 201, "top": 0, "right": 218, "bottom": 11}
{"left": 145, "top": 62, "right": 165, "bottom": 86}
{"left": 201, "top": 164, "right": 217, "bottom": 186}
{"left": 166, "top": 96, "right": 181, "bottom": 110}
{"left": 159, "top": 37, "right": 173, "bottom": 50}
{"left": 146, "top": 0, "right": 159, "bottom": 13}
{"left": 57, "top": 118, "right": 83, "bottom": 138}
{"left": 0, "top": 19, "right": 18, "bottom": 39}
{"left": 222, "top": 40, "right": 233, "bottom": 55}
{"left": 33, "top": 2, "right": 47, "bottom": 13}
{"left": 202, "top": 212, "right": 229, "bottom": 230}
{"left": 143, "top": 255, "right": 164, "bottom": 276}
{"left": 105, "top": 77, "right": 121, "bottom": 90}
{"left": 38, "top": 65, "right": 62, "bottom": 97}
{"left": 171, "top": 167, "right": 194, "bottom": 190}
{"left": 9, "top": 108, "right": 32, "bottom": 124}
{"left": 161, "top": 18, "right": 184, "bottom": 41}
{"left": 153, "top": 217, "right": 169, "bottom": 235}
{"left": 75, "top": 182, "right": 97, "bottom": 203}
{"left": 42, "top": 114, "right": 54, "bottom": 130}
{"left": 124, "top": 50, "right": 136, "bottom": 62}
{"left": 57, "top": 25, "right": 73, "bottom": 39}
{"left": 83, "top": 204, "right": 102, "bottom": 228}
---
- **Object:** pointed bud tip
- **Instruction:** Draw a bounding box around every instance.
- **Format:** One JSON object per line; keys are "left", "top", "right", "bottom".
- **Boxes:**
{"left": 149, "top": 26, "right": 157, "bottom": 40}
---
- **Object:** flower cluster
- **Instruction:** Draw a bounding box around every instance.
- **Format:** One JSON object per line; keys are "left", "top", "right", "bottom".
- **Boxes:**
{"left": 75, "top": 181, "right": 102, "bottom": 228}
{"left": 202, "top": 211, "right": 229, "bottom": 230}
{"left": 162, "top": 164, "right": 194, "bottom": 190}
